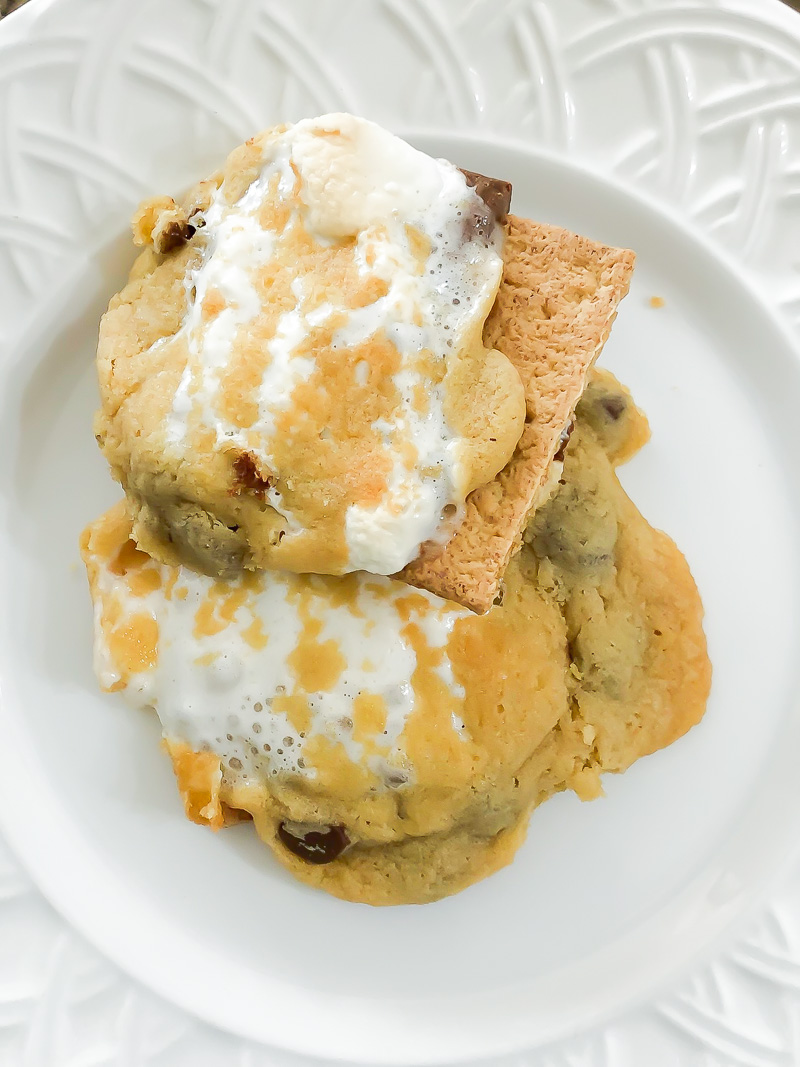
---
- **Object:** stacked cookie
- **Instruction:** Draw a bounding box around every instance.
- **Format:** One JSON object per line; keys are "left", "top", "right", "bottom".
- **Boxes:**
{"left": 81, "top": 116, "right": 710, "bottom": 904}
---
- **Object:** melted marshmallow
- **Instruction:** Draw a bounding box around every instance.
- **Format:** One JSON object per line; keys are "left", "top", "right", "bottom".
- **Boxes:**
{"left": 162, "top": 114, "right": 505, "bottom": 574}
{"left": 85, "top": 508, "right": 470, "bottom": 788}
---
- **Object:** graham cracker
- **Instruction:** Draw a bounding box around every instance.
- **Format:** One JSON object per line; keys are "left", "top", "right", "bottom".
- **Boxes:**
{"left": 400, "top": 215, "right": 636, "bottom": 612}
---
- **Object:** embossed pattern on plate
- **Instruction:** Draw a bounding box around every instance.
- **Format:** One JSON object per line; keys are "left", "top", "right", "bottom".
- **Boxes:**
{"left": 2, "top": 0, "right": 800, "bottom": 1064}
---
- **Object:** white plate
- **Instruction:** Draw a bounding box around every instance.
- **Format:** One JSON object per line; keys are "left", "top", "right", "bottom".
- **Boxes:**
{"left": 3, "top": 1, "right": 800, "bottom": 1064}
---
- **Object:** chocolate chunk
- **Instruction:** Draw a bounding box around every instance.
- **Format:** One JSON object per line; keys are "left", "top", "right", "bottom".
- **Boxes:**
{"left": 156, "top": 220, "right": 196, "bottom": 254}
{"left": 600, "top": 396, "right": 626, "bottom": 422}
{"left": 463, "top": 208, "right": 493, "bottom": 241}
{"left": 232, "top": 452, "right": 274, "bottom": 497}
{"left": 278, "top": 822, "right": 350, "bottom": 864}
{"left": 143, "top": 499, "right": 246, "bottom": 579}
{"left": 459, "top": 168, "right": 513, "bottom": 242}
{"left": 528, "top": 480, "right": 618, "bottom": 574}
{"left": 574, "top": 383, "right": 632, "bottom": 458}
{"left": 460, "top": 168, "right": 513, "bottom": 223}
{"left": 553, "top": 421, "right": 574, "bottom": 463}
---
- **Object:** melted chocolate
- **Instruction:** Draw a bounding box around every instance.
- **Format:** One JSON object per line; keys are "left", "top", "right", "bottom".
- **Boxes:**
{"left": 278, "top": 822, "right": 350, "bottom": 864}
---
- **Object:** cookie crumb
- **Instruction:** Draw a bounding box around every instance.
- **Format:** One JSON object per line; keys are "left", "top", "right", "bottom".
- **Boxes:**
{"left": 649, "top": 296, "right": 665, "bottom": 309}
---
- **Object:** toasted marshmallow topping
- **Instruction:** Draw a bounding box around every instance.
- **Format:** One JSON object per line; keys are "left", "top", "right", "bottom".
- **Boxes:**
{"left": 82, "top": 505, "right": 471, "bottom": 791}
{"left": 159, "top": 114, "right": 512, "bottom": 574}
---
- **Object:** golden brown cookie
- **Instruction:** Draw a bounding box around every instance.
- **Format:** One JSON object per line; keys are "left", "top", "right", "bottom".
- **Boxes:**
{"left": 94, "top": 119, "right": 527, "bottom": 583}
{"left": 82, "top": 370, "right": 709, "bottom": 905}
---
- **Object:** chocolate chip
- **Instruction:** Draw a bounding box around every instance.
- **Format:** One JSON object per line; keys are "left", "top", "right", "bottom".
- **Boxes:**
{"left": 553, "top": 421, "right": 574, "bottom": 463}
{"left": 600, "top": 396, "right": 626, "bottom": 421}
{"left": 231, "top": 452, "right": 274, "bottom": 496}
{"left": 460, "top": 168, "right": 512, "bottom": 223}
{"left": 157, "top": 220, "right": 196, "bottom": 254}
{"left": 278, "top": 822, "right": 350, "bottom": 865}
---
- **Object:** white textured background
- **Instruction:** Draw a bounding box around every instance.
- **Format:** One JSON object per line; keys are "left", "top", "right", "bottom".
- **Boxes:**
{"left": 3, "top": 0, "right": 800, "bottom": 1063}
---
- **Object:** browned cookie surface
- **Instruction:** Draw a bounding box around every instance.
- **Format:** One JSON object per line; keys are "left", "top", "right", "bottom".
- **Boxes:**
{"left": 147, "top": 370, "right": 709, "bottom": 906}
